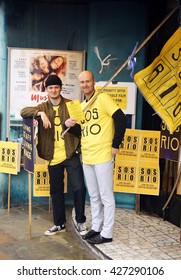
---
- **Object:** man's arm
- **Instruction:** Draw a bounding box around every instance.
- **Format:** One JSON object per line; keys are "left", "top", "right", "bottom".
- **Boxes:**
{"left": 112, "top": 109, "right": 126, "bottom": 148}
{"left": 20, "top": 106, "right": 40, "bottom": 118}
{"left": 64, "top": 118, "right": 81, "bottom": 138}
{"left": 20, "top": 106, "right": 51, "bottom": 129}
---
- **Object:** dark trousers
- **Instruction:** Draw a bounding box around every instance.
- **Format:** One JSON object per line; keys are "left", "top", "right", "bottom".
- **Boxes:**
{"left": 48, "top": 154, "right": 86, "bottom": 226}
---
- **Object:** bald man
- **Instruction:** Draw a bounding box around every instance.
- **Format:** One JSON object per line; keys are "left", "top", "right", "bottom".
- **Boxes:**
{"left": 65, "top": 70, "right": 126, "bottom": 244}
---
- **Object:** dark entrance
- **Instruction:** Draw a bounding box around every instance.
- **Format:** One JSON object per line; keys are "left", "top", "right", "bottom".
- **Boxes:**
{"left": 140, "top": 0, "right": 181, "bottom": 228}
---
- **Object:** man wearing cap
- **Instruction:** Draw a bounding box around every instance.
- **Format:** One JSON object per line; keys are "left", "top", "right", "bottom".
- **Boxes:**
{"left": 20, "top": 74, "right": 87, "bottom": 236}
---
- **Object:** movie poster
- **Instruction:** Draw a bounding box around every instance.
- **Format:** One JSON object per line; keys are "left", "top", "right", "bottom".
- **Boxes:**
{"left": 8, "top": 48, "right": 85, "bottom": 121}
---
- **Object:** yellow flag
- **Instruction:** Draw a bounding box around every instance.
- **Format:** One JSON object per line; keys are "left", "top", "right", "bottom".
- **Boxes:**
{"left": 134, "top": 27, "right": 181, "bottom": 134}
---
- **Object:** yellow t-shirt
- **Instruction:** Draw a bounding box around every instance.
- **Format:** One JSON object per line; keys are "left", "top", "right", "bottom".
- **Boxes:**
{"left": 49, "top": 105, "right": 66, "bottom": 166}
{"left": 81, "top": 92, "right": 119, "bottom": 164}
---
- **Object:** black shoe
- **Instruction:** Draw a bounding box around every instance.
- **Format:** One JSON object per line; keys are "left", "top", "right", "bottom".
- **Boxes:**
{"left": 82, "top": 229, "right": 100, "bottom": 240}
{"left": 44, "top": 225, "right": 66, "bottom": 236}
{"left": 87, "top": 234, "right": 112, "bottom": 244}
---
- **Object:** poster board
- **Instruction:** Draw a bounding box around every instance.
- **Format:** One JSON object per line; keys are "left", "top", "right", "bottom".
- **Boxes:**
{"left": 114, "top": 129, "right": 160, "bottom": 195}
{"left": 0, "top": 141, "right": 21, "bottom": 175}
{"left": 7, "top": 47, "right": 85, "bottom": 140}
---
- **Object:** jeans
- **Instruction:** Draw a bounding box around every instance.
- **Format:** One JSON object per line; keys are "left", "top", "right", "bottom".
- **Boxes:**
{"left": 48, "top": 154, "right": 86, "bottom": 226}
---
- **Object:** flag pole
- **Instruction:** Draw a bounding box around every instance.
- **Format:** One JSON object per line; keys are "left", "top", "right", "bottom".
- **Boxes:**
{"left": 61, "top": 4, "right": 179, "bottom": 139}
{"left": 162, "top": 164, "right": 181, "bottom": 212}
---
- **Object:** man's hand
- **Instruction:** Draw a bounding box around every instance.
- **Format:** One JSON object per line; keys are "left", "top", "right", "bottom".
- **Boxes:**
{"left": 112, "top": 147, "right": 119, "bottom": 156}
{"left": 38, "top": 111, "right": 51, "bottom": 129}
{"left": 65, "top": 118, "right": 77, "bottom": 128}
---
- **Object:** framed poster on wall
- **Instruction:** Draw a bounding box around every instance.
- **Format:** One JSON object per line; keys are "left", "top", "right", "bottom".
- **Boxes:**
{"left": 95, "top": 81, "right": 137, "bottom": 129}
{"left": 7, "top": 47, "right": 85, "bottom": 140}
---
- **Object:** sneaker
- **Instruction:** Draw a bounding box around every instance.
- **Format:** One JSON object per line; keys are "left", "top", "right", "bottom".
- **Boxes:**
{"left": 44, "top": 225, "right": 66, "bottom": 236}
{"left": 77, "top": 223, "right": 88, "bottom": 235}
{"left": 82, "top": 229, "right": 100, "bottom": 240}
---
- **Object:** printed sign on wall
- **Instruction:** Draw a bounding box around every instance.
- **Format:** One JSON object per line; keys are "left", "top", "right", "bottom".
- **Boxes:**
{"left": 96, "top": 82, "right": 137, "bottom": 114}
{"left": 114, "top": 129, "right": 160, "bottom": 195}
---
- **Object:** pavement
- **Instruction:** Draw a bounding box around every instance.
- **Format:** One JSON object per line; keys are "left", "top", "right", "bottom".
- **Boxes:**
{"left": 0, "top": 205, "right": 97, "bottom": 260}
{"left": 0, "top": 203, "right": 181, "bottom": 260}
{"left": 79, "top": 205, "right": 181, "bottom": 260}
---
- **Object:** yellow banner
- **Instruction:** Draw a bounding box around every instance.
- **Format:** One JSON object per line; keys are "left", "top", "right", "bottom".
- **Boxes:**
{"left": 134, "top": 27, "right": 181, "bottom": 134}
{"left": 0, "top": 141, "right": 21, "bottom": 175}
{"left": 114, "top": 129, "right": 160, "bottom": 195}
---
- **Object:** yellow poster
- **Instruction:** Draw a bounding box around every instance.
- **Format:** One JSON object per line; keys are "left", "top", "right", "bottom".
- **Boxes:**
{"left": 33, "top": 164, "right": 67, "bottom": 197}
{"left": 114, "top": 160, "right": 137, "bottom": 193}
{"left": 33, "top": 164, "right": 50, "bottom": 196}
{"left": 66, "top": 100, "right": 85, "bottom": 123}
{"left": 0, "top": 141, "right": 21, "bottom": 175}
{"left": 114, "top": 129, "right": 160, "bottom": 195}
{"left": 140, "top": 130, "right": 160, "bottom": 161}
{"left": 117, "top": 128, "right": 140, "bottom": 161}
{"left": 137, "top": 161, "right": 160, "bottom": 195}
{"left": 134, "top": 27, "right": 181, "bottom": 134}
